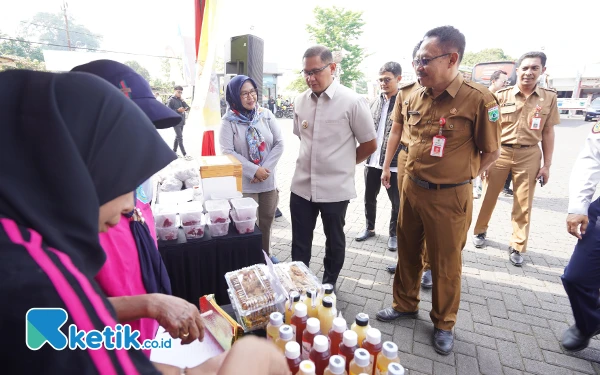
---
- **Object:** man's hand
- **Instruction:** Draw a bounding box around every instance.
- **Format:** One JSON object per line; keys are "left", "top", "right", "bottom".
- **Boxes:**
{"left": 536, "top": 166, "right": 550, "bottom": 185}
{"left": 254, "top": 167, "right": 270, "bottom": 181}
{"left": 148, "top": 294, "right": 205, "bottom": 344}
{"left": 381, "top": 167, "right": 392, "bottom": 189}
{"left": 566, "top": 214, "right": 589, "bottom": 240}
{"left": 479, "top": 168, "right": 489, "bottom": 181}
{"left": 177, "top": 107, "right": 186, "bottom": 113}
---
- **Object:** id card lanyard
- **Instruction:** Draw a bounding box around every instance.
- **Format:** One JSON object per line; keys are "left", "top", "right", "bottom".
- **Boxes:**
{"left": 530, "top": 105, "right": 542, "bottom": 130}
{"left": 430, "top": 117, "right": 446, "bottom": 158}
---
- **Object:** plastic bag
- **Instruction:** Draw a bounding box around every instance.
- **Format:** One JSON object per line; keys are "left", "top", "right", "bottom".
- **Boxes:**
{"left": 184, "top": 177, "right": 201, "bottom": 189}
{"left": 160, "top": 177, "right": 183, "bottom": 192}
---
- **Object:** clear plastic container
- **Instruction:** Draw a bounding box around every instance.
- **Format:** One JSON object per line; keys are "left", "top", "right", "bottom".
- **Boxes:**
{"left": 179, "top": 201, "right": 204, "bottom": 226}
{"left": 206, "top": 213, "right": 230, "bottom": 237}
{"left": 274, "top": 262, "right": 321, "bottom": 296}
{"left": 211, "top": 191, "right": 243, "bottom": 201}
{"left": 230, "top": 197, "right": 259, "bottom": 220}
{"left": 226, "top": 265, "right": 286, "bottom": 332}
{"left": 230, "top": 210, "right": 257, "bottom": 234}
{"left": 204, "top": 199, "right": 231, "bottom": 223}
{"left": 154, "top": 206, "right": 178, "bottom": 228}
{"left": 182, "top": 215, "right": 205, "bottom": 239}
{"left": 156, "top": 226, "right": 179, "bottom": 241}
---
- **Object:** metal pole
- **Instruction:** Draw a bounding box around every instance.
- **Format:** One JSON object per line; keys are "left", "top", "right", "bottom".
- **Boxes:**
{"left": 61, "top": 1, "right": 72, "bottom": 50}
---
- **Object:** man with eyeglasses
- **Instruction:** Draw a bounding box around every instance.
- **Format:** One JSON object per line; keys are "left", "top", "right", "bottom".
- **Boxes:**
{"left": 355, "top": 62, "right": 403, "bottom": 252}
{"left": 376, "top": 26, "right": 501, "bottom": 356}
{"left": 472, "top": 52, "right": 559, "bottom": 267}
{"left": 290, "top": 45, "right": 377, "bottom": 288}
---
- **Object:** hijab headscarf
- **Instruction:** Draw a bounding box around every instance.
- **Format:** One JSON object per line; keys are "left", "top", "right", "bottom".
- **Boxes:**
{"left": 225, "top": 75, "right": 267, "bottom": 165}
{"left": 0, "top": 70, "right": 176, "bottom": 276}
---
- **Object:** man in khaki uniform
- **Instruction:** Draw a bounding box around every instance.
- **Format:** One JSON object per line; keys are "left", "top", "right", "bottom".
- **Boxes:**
{"left": 376, "top": 26, "right": 501, "bottom": 355}
{"left": 472, "top": 52, "right": 559, "bottom": 267}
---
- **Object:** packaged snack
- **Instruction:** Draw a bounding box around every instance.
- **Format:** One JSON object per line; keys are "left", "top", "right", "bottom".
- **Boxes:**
{"left": 274, "top": 262, "right": 321, "bottom": 296}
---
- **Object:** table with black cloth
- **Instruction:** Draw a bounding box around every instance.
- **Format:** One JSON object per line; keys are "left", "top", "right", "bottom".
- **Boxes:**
{"left": 157, "top": 222, "right": 265, "bottom": 306}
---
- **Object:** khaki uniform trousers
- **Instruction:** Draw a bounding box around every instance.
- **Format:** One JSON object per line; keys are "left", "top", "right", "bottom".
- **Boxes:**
{"left": 243, "top": 189, "right": 279, "bottom": 254}
{"left": 392, "top": 177, "right": 472, "bottom": 330}
{"left": 474, "top": 146, "right": 541, "bottom": 252}
{"left": 396, "top": 149, "right": 430, "bottom": 271}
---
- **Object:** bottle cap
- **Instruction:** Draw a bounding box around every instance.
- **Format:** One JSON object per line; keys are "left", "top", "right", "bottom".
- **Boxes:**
{"left": 323, "top": 283, "right": 335, "bottom": 295}
{"left": 270, "top": 312, "right": 283, "bottom": 326}
{"left": 285, "top": 341, "right": 301, "bottom": 359}
{"left": 279, "top": 325, "right": 294, "bottom": 340}
{"left": 322, "top": 296, "right": 333, "bottom": 308}
{"left": 299, "top": 360, "right": 316, "bottom": 375}
{"left": 355, "top": 313, "right": 369, "bottom": 327}
{"left": 306, "top": 288, "right": 317, "bottom": 298}
{"left": 313, "top": 335, "right": 328, "bottom": 352}
{"left": 332, "top": 317, "right": 347, "bottom": 333}
{"left": 354, "top": 349, "right": 370, "bottom": 367}
{"left": 342, "top": 330, "right": 358, "bottom": 347}
{"left": 328, "top": 355, "right": 346, "bottom": 374}
{"left": 366, "top": 328, "right": 381, "bottom": 345}
{"left": 383, "top": 341, "right": 398, "bottom": 358}
{"left": 388, "top": 363, "right": 405, "bottom": 375}
{"left": 306, "top": 318, "right": 321, "bottom": 334}
{"left": 290, "top": 291, "right": 301, "bottom": 302}
{"left": 295, "top": 303, "right": 308, "bottom": 317}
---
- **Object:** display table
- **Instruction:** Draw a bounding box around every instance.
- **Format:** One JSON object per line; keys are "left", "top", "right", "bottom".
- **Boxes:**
{"left": 158, "top": 223, "right": 265, "bottom": 305}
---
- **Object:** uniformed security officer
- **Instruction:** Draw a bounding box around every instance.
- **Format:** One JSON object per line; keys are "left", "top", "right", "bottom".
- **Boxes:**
{"left": 560, "top": 123, "right": 600, "bottom": 352}
{"left": 472, "top": 51, "right": 560, "bottom": 267}
{"left": 381, "top": 41, "right": 433, "bottom": 289}
{"left": 376, "top": 26, "right": 501, "bottom": 355}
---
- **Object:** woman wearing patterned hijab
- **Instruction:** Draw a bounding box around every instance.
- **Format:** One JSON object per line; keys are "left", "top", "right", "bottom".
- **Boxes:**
{"left": 220, "top": 75, "right": 284, "bottom": 263}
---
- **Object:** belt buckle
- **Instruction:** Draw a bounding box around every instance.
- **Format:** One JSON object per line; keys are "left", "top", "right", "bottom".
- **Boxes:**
{"left": 513, "top": 144, "right": 521, "bottom": 149}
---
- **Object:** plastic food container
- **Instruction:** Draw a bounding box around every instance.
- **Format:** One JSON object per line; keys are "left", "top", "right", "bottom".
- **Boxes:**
{"left": 206, "top": 213, "right": 230, "bottom": 237}
{"left": 156, "top": 226, "right": 179, "bottom": 241}
{"left": 211, "top": 191, "right": 243, "bottom": 201}
{"left": 274, "top": 262, "right": 321, "bottom": 296}
{"left": 204, "top": 199, "right": 231, "bottom": 223}
{"left": 179, "top": 201, "right": 204, "bottom": 226}
{"left": 183, "top": 223, "right": 205, "bottom": 239}
{"left": 230, "top": 210, "right": 256, "bottom": 234}
{"left": 230, "top": 197, "right": 258, "bottom": 220}
{"left": 154, "top": 206, "right": 178, "bottom": 228}
{"left": 226, "top": 265, "right": 286, "bottom": 331}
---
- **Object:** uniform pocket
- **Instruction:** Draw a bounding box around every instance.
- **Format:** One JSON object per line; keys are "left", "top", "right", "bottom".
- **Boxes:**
{"left": 500, "top": 106, "right": 517, "bottom": 125}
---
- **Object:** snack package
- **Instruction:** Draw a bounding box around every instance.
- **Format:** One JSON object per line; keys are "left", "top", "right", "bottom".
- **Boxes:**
{"left": 274, "top": 262, "right": 321, "bottom": 296}
{"left": 199, "top": 294, "right": 243, "bottom": 351}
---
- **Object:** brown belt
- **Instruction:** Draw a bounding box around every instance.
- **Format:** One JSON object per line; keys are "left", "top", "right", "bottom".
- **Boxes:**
{"left": 502, "top": 144, "right": 533, "bottom": 149}
{"left": 409, "top": 175, "right": 471, "bottom": 190}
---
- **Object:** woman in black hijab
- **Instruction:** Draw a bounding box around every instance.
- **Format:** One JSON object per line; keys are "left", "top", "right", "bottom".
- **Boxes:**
{"left": 0, "top": 69, "right": 176, "bottom": 374}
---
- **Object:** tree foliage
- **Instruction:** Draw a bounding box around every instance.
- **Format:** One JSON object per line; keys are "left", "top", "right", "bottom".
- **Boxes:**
{"left": 461, "top": 48, "right": 514, "bottom": 67}
{"left": 124, "top": 60, "right": 151, "bottom": 81}
{"left": 0, "top": 31, "right": 44, "bottom": 61}
{"left": 287, "top": 71, "right": 308, "bottom": 93}
{"left": 306, "top": 6, "right": 367, "bottom": 87}
{"left": 19, "top": 12, "right": 102, "bottom": 51}
{"left": 0, "top": 55, "right": 46, "bottom": 72}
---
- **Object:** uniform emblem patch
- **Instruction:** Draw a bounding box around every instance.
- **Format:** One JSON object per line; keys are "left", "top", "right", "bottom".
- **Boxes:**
{"left": 593, "top": 121, "right": 600, "bottom": 134}
{"left": 488, "top": 106, "right": 499, "bottom": 122}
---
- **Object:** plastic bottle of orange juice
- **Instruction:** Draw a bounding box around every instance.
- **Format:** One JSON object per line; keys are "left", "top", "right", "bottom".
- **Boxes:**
{"left": 349, "top": 349, "right": 371, "bottom": 375}
{"left": 318, "top": 297, "right": 336, "bottom": 335}
{"left": 361, "top": 328, "right": 382, "bottom": 374}
{"left": 387, "top": 363, "right": 405, "bottom": 375}
{"left": 309, "top": 335, "right": 331, "bottom": 375}
{"left": 376, "top": 342, "right": 400, "bottom": 375}
{"left": 328, "top": 317, "right": 347, "bottom": 356}
{"left": 276, "top": 325, "right": 295, "bottom": 353}
{"left": 286, "top": 291, "right": 302, "bottom": 324}
{"left": 324, "top": 355, "right": 347, "bottom": 375}
{"left": 302, "top": 318, "right": 322, "bottom": 360}
{"left": 350, "top": 313, "right": 371, "bottom": 348}
{"left": 286, "top": 341, "right": 302, "bottom": 375}
{"left": 267, "top": 312, "right": 284, "bottom": 341}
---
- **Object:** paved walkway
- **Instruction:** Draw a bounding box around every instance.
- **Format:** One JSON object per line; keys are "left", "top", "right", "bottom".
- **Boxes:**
{"left": 267, "top": 117, "right": 600, "bottom": 374}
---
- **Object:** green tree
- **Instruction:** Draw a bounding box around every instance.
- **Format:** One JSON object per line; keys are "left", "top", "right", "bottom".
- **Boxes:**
{"left": 0, "top": 55, "right": 46, "bottom": 72}
{"left": 355, "top": 77, "right": 368, "bottom": 95}
{"left": 461, "top": 48, "right": 514, "bottom": 67}
{"left": 287, "top": 71, "right": 308, "bottom": 93}
{"left": 0, "top": 31, "right": 44, "bottom": 61}
{"left": 124, "top": 60, "right": 151, "bottom": 81}
{"left": 306, "top": 6, "right": 367, "bottom": 87}
{"left": 20, "top": 12, "right": 102, "bottom": 51}
{"left": 160, "top": 58, "right": 171, "bottom": 80}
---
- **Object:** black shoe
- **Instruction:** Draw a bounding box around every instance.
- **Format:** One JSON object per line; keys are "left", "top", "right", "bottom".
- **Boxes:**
{"left": 433, "top": 328, "right": 454, "bottom": 355}
{"left": 421, "top": 270, "right": 433, "bottom": 289}
{"left": 561, "top": 325, "right": 600, "bottom": 352}
{"left": 502, "top": 187, "right": 514, "bottom": 196}
{"left": 386, "top": 265, "right": 396, "bottom": 274}
{"left": 387, "top": 236, "right": 397, "bottom": 251}
{"left": 275, "top": 208, "right": 283, "bottom": 218}
{"left": 509, "top": 247, "right": 523, "bottom": 267}
{"left": 376, "top": 307, "right": 418, "bottom": 322}
{"left": 355, "top": 229, "right": 375, "bottom": 241}
{"left": 472, "top": 232, "right": 486, "bottom": 248}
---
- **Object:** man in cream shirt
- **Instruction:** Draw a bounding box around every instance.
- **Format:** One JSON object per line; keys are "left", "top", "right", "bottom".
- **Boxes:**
{"left": 291, "top": 45, "right": 377, "bottom": 287}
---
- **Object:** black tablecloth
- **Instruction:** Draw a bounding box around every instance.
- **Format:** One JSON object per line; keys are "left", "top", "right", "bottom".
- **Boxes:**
{"left": 158, "top": 223, "right": 265, "bottom": 305}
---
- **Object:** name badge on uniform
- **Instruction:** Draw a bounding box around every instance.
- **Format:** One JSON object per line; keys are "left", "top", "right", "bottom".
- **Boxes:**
{"left": 530, "top": 116, "right": 541, "bottom": 130}
{"left": 430, "top": 117, "right": 446, "bottom": 157}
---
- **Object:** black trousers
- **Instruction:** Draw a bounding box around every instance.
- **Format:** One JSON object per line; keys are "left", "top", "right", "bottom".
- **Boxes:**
{"left": 504, "top": 171, "right": 512, "bottom": 190}
{"left": 290, "top": 193, "right": 349, "bottom": 285}
{"left": 173, "top": 124, "right": 186, "bottom": 155}
{"left": 364, "top": 166, "right": 399, "bottom": 237}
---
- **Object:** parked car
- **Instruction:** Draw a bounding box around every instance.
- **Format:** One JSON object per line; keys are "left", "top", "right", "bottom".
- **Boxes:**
{"left": 585, "top": 99, "right": 600, "bottom": 121}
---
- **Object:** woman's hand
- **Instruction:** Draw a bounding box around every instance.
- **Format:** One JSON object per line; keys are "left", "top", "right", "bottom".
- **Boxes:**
{"left": 147, "top": 294, "right": 205, "bottom": 344}
{"left": 254, "top": 167, "right": 271, "bottom": 182}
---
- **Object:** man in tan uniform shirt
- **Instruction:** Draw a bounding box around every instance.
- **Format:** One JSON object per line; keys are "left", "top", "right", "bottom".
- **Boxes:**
{"left": 472, "top": 51, "right": 560, "bottom": 267}
{"left": 376, "top": 26, "right": 501, "bottom": 356}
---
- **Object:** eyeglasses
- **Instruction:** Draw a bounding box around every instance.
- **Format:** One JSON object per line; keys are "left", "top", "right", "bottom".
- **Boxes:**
{"left": 301, "top": 63, "right": 331, "bottom": 77}
{"left": 413, "top": 53, "right": 452, "bottom": 67}
{"left": 240, "top": 89, "right": 258, "bottom": 99}
{"left": 378, "top": 77, "right": 393, "bottom": 84}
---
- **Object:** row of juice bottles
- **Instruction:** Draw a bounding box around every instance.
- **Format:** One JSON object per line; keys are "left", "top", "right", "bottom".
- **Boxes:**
{"left": 265, "top": 287, "right": 404, "bottom": 375}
